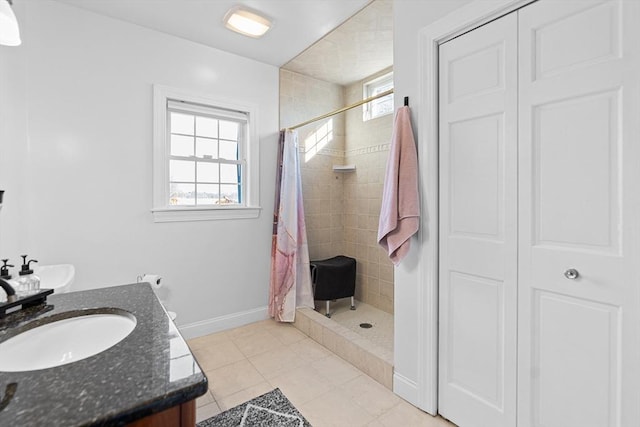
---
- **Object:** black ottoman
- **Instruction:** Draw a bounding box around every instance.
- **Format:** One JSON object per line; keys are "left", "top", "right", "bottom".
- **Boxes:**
{"left": 310, "top": 255, "right": 356, "bottom": 318}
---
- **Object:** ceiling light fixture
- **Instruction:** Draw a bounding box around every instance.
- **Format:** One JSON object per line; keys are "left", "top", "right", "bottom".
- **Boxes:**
{"left": 0, "top": 0, "right": 21, "bottom": 46}
{"left": 223, "top": 5, "right": 272, "bottom": 38}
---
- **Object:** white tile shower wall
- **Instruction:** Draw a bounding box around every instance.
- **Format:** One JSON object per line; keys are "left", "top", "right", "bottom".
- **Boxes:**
{"left": 0, "top": 0, "right": 279, "bottom": 329}
{"left": 280, "top": 70, "right": 346, "bottom": 261}
{"left": 280, "top": 68, "right": 394, "bottom": 314}
{"left": 344, "top": 67, "right": 394, "bottom": 314}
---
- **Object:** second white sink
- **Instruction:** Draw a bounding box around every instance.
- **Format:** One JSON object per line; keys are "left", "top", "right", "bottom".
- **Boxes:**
{"left": 35, "top": 264, "right": 75, "bottom": 293}
{"left": 0, "top": 312, "right": 136, "bottom": 372}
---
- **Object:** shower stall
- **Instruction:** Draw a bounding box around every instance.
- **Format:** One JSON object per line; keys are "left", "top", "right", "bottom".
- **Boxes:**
{"left": 279, "top": 65, "right": 395, "bottom": 388}
{"left": 278, "top": 0, "right": 394, "bottom": 388}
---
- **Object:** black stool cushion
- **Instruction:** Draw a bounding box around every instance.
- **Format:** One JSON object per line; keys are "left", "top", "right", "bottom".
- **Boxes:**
{"left": 310, "top": 255, "right": 356, "bottom": 301}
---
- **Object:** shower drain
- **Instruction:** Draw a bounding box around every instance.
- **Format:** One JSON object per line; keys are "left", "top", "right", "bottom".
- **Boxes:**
{"left": 359, "top": 323, "right": 373, "bottom": 329}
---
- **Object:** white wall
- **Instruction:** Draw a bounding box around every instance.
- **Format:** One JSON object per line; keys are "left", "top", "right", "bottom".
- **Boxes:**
{"left": 0, "top": 0, "right": 279, "bottom": 334}
{"left": 0, "top": 2, "right": 28, "bottom": 262}
{"left": 393, "top": 0, "right": 472, "bottom": 410}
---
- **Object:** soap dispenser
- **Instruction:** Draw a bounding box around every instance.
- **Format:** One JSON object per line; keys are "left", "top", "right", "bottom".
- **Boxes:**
{"left": 16, "top": 255, "right": 39, "bottom": 295}
{"left": 0, "top": 259, "right": 13, "bottom": 280}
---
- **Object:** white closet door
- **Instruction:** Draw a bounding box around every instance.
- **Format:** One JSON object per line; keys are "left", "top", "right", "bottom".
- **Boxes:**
{"left": 438, "top": 12, "right": 518, "bottom": 427}
{"left": 518, "top": 1, "right": 640, "bottom": 426}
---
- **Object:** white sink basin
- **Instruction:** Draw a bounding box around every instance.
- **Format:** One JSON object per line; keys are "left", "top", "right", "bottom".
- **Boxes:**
{"left": 34, "top": 264, "right": 75, "bottom": 293}
{"left": 0, "top": 312, "right": 136, "bottom": 372}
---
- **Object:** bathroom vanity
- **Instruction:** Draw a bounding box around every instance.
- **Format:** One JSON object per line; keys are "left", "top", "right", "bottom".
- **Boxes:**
{"left": 0, "top": 283, "right": 207, "bottom": 426}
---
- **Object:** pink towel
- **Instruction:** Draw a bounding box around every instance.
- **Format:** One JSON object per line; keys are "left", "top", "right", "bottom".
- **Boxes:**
{"left": 377, "top": 106, "right": 420, "bottom": 265}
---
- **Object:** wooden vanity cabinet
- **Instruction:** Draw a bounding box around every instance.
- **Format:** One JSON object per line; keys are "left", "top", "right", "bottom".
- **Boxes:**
{"left": 127, "top": 399, "right": 195, "bottom": 427}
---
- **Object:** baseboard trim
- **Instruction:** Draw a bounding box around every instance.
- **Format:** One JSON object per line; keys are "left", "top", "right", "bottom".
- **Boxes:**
{"left": 393, "top": 372, "right": 421, "bottom": 409}
{"left": 178, "top": 306, "right": 270, "bottom": 340}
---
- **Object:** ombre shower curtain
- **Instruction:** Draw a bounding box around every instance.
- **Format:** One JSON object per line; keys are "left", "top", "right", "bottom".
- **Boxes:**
{"left": 269, "top": 130, "right": 314, "bottom": 322}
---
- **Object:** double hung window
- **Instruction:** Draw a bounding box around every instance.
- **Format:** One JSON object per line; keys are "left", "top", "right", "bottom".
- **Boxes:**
{"left": 153, "top": 86, "right": 260, "bottom": 222}
{"left": 167, "top": 101, "right": 245, "bottom": 207}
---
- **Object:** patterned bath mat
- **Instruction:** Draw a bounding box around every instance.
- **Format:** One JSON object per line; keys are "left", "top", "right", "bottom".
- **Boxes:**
{"left": 197, "top": 388, "right": 312, "bottom": 427}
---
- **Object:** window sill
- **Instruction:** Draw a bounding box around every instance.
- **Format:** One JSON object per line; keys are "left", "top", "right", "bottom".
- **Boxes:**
{"left": 151, "top": 206, "right": 261, "bottom": 223}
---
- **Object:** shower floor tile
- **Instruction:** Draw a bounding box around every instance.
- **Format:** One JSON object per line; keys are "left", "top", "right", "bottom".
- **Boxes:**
{"left": 315, "top": 298, "right": 394, "bottom": 353}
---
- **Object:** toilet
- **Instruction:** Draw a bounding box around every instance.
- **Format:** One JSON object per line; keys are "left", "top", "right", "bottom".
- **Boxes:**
{"left": 136, "top": 275, "right": 177, "bottom": 321}
{"left": 166, "top": 310, "right": 177, "bottom": 321}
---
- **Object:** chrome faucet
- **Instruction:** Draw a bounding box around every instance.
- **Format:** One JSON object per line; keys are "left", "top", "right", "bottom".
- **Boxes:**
{"left": 0, "top": 277, "right": 17, "bottom": 303}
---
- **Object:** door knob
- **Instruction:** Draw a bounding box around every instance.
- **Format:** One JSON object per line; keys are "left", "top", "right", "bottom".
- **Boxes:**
{"left": 564, "top": 268, "right": 579, "bottom": 280}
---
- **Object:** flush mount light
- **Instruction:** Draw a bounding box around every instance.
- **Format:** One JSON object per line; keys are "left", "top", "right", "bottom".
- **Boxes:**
{"left": 223, "top": 5, "right": 272, "bottom": 38}
{"left": 0, "top": 0, "right": 21, "bottom": 46}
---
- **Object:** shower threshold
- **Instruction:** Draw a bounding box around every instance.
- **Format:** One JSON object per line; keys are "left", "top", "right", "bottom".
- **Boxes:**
{"left": 293, "top": 300, "right": 394, "bottom": 390}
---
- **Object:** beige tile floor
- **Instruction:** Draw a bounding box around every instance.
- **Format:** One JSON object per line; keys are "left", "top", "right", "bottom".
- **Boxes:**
{"left": 187, "top": 319, "right": 456, "bottom": 427}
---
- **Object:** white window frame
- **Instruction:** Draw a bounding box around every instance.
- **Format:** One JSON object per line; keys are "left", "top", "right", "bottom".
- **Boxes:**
{"left": 362, "top": 71, "right": 394, "bottom": 121}
{"left": 152, "top": 85, "right": 261, "bottom": 222}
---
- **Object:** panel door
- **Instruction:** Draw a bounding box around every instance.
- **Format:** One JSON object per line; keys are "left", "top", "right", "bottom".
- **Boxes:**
{"left": 438, "top": 12, "right": 518, "bottom": 427}
{"left": 517, "top": 1, "right": 640, "bottom": 426}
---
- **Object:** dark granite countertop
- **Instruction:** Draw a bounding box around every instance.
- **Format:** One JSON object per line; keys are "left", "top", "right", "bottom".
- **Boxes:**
{"left": 0, "top": 283, "right": 208, "bottom": 426}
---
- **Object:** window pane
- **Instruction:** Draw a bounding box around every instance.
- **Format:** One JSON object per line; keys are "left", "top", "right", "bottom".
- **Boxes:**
{"left": 170, "top": 160, "right": 195, "bottom": 182}
{"left": 171, "top": 134, "right": 194, "bottom": 157}
{"left": 196, "top": 138, "right": 218, "bottom": 159}
{"left": 197, "top": 162, "right": 219, "bottom": 183}
{"left": 372, "top": 82, "right": 393, "bottom": 96}
{"left": 220, "top": 164, "right": 240, "bottom": 184}
{"left": 220, "top": 184, "right": 240, "bottom": 205}
{"left": 219, "top": 120, "right": 239, "bottom": 141}
{"left": 372, "top": 95, "right": 393, "bottom": 117}
{"left": 169, "top": 183, "right": 195, "bottom": 206}
{"left": 171, "top": 112, "right": 194, "bottom": 135}
{"left": 219, "top": 140, "right": 238, "bottom": 160}
{"left": 196, "top": 117, "right": 218, "bottom": 138}
{"left": 197, "top": 184, "right": 219, "bottom": 205}
{"left": 363, "top": 72, "right": 394, "bottom": 121}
